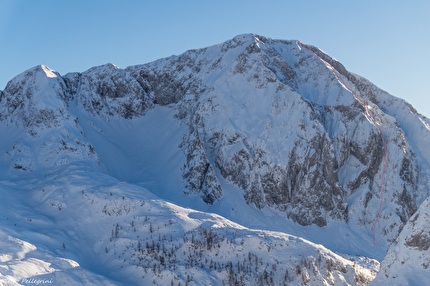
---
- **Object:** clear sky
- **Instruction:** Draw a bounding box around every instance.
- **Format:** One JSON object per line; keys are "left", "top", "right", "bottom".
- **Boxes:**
{"left": 1, "top": 0, "right": 429, "bottom": 117}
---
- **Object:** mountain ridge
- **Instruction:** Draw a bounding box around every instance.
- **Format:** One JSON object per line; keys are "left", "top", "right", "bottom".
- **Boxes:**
{"left": 1, "top": 33, "right": 429, "bottom": 285}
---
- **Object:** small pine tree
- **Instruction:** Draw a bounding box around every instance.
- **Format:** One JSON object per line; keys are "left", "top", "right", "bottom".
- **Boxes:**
{"left": 114, "top": 223, "right": 120, "bottom": 237}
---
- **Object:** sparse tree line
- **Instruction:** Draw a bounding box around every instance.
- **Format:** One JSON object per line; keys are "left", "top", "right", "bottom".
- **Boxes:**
{"left": 105, "top": 219, "right": 371, "bottom": 286}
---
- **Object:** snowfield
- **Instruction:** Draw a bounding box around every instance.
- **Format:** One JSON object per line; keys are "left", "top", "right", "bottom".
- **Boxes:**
{"left": 0, "top": 167, "right": 378, "bottom": 285}
{"left": 0, "top": 34, "right": 429, "bottom": 285}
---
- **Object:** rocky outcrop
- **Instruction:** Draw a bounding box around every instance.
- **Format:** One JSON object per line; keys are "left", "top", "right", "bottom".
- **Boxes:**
{"left": 371, "top": 198, "right": 430, "bottom": 285}
{"left": 64, "top": 64, "right": 153, "bottom": 118}
{"left": 0, "top": 65, "right": 69, "bottom": 129}
{"left": 1, "top": 34, "right": 429, "bottom": 255}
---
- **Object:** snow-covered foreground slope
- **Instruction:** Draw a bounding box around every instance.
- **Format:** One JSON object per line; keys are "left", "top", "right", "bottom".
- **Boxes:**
{"left": 0, "top": 167, "right": 377, "bottom": 285}
{"left": 0, "top": 229, "right": 118, "bottom": 286}
{"left": 1, "top": 34, "right": 429, "bottom": 285}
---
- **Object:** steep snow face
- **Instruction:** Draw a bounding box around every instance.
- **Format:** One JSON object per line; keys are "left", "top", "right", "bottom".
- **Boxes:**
{"left": 0, "top": 65, "right": 100, "bottom": 178}
{"left": 126, "top": 34, "right": 427, "bottom": 246}
{"left": 371, "top": 198, "right": 430, "bottom": 285}
{"left": 350, "top": 73, "right": 430, "bottom": 205}
{"left": 1, "top": 33, "right": 430, "bottom": 285}
{"left": 0, "top": 65, "right": 68, "bottom": 128}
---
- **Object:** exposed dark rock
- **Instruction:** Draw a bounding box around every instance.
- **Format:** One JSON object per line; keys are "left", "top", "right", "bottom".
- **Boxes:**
{"left": 405, "top": 232, "right": 430, "bottom": 251}
{"left": 67, "top": 64, "right": 153, "bottom": 118}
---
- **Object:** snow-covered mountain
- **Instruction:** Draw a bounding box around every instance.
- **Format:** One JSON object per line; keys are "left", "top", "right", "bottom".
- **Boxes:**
{"left": 1, "top": 34, "right": 429, "bottom": 285}
{"left": 371, "top": 197, "right": 430, "bottom": 285}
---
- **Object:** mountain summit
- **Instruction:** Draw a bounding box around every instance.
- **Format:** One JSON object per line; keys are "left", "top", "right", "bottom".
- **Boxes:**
{"left": 1, "top": 34, "right": 429, "bottom": 285}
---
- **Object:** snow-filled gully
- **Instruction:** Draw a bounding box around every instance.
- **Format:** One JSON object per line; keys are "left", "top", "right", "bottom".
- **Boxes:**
{"left": 296, "top": 40, "right": 388, "bottom": 245}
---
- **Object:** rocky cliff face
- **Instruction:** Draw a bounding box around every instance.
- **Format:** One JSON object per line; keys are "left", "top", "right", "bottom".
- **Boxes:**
{"left": 121, "top": 34, "right": 426, "bottom": 243}
{"left": 0, "top": 65, "right": 69, "bottom": 129}
{"left": 1, "top": 33, "right": 430, "bottom": 284}
{"left": 63, "top": 63, "right": 154, "bottom": 118}
{"left": 0, "top": 65, "right": 99, "bottom": 175}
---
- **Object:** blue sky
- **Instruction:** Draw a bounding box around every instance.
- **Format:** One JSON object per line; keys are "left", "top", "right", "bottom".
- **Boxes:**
{"left": 1, "top": 0, "right": 429, "bottom": 117}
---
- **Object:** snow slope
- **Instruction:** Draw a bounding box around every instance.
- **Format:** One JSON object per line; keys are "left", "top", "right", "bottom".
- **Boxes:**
{"left": 371, "top": 197, "right": 430, "bottom": 285}
{"left": 0, "top": 34, "right": 429, "bottom": 285}
{"left": 0, "top": 166, "right": 377, "bottom": 285}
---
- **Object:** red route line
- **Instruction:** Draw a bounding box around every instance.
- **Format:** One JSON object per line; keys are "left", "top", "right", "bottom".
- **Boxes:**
{"left": 296, "top": 40, "right": 388, "bottom": 246}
